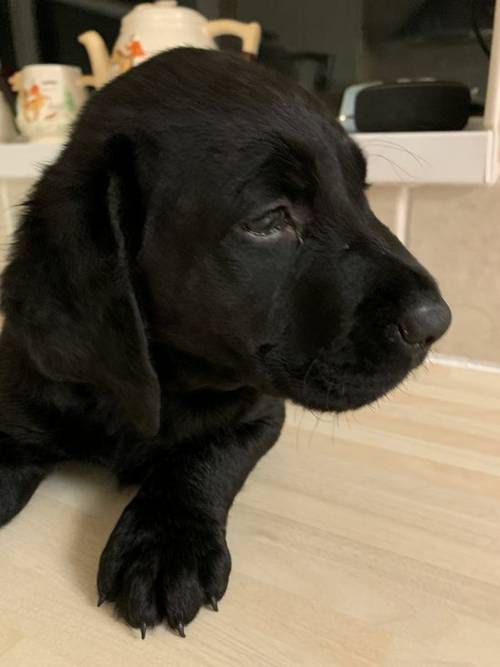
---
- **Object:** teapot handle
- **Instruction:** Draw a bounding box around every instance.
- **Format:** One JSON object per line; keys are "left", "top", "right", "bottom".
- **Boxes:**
{"left": 206, "top": 20, "right": 262, "bottom": 57}
{"left": 79, "top": 75, "right": 98, "bottom": 88}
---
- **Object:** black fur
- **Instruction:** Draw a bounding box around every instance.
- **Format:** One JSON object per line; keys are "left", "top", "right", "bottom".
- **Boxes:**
{"left": 0, "top": 49, "right": 449, "bottom": 635}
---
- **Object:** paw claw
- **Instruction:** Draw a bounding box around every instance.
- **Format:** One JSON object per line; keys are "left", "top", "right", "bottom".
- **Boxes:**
{"left": 98, "top": 499, "right": 231, "bottom": 636}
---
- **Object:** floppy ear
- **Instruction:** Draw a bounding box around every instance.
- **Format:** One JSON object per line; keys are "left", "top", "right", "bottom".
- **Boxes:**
{"left": 1, "top": 136, "right": 160, "bottom": 436}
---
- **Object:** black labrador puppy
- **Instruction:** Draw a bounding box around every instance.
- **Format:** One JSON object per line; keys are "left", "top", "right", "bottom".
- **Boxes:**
{"left": 0, "top": 49, "right": 450, "bottom": 637}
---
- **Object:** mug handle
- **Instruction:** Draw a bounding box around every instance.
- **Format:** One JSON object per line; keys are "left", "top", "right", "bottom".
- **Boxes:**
{"left": 206, "top": 20, "right": 262, "bottom": 57}
{"left": 8, "top": 71, "right": 23, "bottom": 93}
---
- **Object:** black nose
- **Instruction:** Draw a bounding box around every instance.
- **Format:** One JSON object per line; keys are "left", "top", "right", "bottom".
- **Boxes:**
{"left": 399, "top": 298, "right": 451, "bottom": 347}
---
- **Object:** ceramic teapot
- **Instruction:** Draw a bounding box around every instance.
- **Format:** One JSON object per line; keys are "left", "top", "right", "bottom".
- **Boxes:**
{"left": 78, "top": 0, "right": 262, "bottom": 89}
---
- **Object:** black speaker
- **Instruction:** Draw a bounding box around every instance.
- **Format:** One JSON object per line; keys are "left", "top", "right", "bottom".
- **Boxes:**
{"left": 353, "top": 81, "right": 471, "bottom": 132}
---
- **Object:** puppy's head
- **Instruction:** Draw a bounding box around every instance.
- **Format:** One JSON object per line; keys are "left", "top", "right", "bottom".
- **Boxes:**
{"left": 131, "top": 50, "right": 450, "bottom": 410}
{"left": 3, "top": 49, "right": 450, "bottom": 434}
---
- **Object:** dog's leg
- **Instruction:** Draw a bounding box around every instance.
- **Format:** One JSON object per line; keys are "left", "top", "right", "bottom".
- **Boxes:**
{"left": 97, "top": 401, "right": 285, "bottom": 636}
{"left": 0, "top": 435, "right": 54, "bottom": 527}
{"left": 0, "top": 462, "right": 52, "bottom": 527}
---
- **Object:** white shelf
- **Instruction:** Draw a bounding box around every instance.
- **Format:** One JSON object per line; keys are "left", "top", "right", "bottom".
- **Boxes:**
{"left": 354, "top": 130, "right": 495, "bottom": 186}
{"left": 0, "top": 129, "right": 495, "bottom": 186}
{"left": 0, "top": 142, "right": 64, "bottom": 180}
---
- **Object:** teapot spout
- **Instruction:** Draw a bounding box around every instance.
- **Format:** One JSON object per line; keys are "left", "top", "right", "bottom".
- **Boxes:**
{"left": 78, "top": 31, "right": 111, "bottom": 89}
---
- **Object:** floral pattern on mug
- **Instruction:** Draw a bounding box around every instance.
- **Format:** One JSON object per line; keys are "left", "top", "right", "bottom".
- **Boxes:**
{"left": 21, "top": 84, "right": 48, "bottom": 123}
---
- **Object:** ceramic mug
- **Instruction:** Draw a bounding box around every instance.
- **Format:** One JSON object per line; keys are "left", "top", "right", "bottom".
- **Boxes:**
{"left": 9, "top": 64, "right": 88, "bottom": 142}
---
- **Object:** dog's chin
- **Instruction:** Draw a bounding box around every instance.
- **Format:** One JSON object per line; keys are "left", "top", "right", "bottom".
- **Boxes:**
{"left": 266, "top": 355, "right": 426, "bottom": 413}
{"left": 257, "top": 340, "right": 430, "bottom": 413}
{"left": 291, "top": 374, "right": 406, "bottom": 413}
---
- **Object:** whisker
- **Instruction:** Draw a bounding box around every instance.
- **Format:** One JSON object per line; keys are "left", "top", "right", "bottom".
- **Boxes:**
{"left": 301, "top": 357, "right": 320, "bottom": 403}
{"left": 295, "top": 404, "right": 306, "bottom": 450}
{"left": 362, "top": 140, "right": 427, "bottom": 168}
{"left": 365, "top": 153, "right": 417, "bottom": 180}
{"left": 307, "top": 411, "right": 321, "bottom": 448}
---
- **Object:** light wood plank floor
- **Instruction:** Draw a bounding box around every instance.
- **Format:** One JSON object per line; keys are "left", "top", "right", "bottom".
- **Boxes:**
{"left": 0, "top": 362, "right": 499, "bottom": 666}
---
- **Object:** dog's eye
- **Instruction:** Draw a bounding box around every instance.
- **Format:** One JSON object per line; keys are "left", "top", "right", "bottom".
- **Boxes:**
{"left": 243, "top": 208, "right": 289, "bottom": 238}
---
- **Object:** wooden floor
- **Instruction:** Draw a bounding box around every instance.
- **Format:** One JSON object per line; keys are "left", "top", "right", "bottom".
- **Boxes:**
{"left": 0, "top": 363, "right": 499, "bottom": 666}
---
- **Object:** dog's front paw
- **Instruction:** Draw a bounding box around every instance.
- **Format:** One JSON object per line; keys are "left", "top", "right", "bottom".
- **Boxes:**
{"left": 97, "top": 497, "right": 231, "bottom": 637}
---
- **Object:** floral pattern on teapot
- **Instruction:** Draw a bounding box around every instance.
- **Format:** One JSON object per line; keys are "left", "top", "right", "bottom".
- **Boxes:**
{"left": 111, "top": 37, "right": 147, "bottom": 76}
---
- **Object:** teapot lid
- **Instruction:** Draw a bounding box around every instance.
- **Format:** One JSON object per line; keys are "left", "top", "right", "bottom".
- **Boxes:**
{"left": 123, "top": 1, "right": 209, "bottom": 33}
{"left": 135, "top": 1, "right": 178, "bottom": 9}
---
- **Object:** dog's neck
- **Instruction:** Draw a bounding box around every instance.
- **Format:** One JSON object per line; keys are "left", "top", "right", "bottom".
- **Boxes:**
{"left": 150, "top": 343, "right": 251, "bottom": 394}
